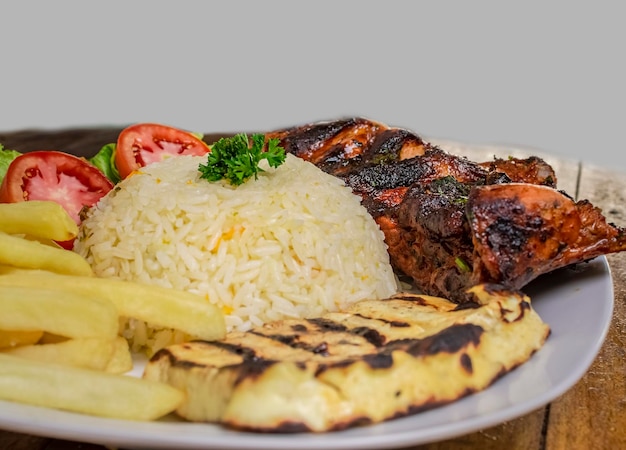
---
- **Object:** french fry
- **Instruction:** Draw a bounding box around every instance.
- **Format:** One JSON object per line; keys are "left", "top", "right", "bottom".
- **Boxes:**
{"left": 104, "top": 337, "right": 134, "bottom": 374}
{"left": 0, "top": 201, "right": 78, "bottom": 241}
{"left": 0, "top": 286, "right": 118, "bottom": 340}
{"left": 0, "top": 232, "right": 93, "bottom": 276}
{"left": 0, "top": 330, "right": 43, "bottom": 349}
{"left": 22, "top": 235, "right": 64, "bottom": 248}
{"left": 0, "top": 268, "right": 226, "bottom": 341}
{"left": 0, "top": 353, "right": 184, "bottom": 421}
{"left": 4, "top": 337, "right": 119, "bottom": 371}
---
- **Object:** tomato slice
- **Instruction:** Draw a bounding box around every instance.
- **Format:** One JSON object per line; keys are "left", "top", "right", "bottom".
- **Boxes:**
{"left": 0, "top": 151, "right": 114, "bottom": 239}
{"left": 115, "top": 123, "right": 210, "bottom": 179}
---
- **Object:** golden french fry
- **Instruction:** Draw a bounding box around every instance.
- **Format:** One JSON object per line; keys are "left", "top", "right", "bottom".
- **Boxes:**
{"left": 0, "top": 269, "right": 226, "bottom": 341}
{"left": 0, "top": 201, "right": 78, "bottom": 241}
{"left": 0, "top": 353, "right": 184, "bottom": 421}
{"left": 0, "top": 286, "right": 118, "bottom": 340}
{"left": 104, "top": 337, "right": 134, "bottom": 374}
{"left": 4, "top": 337, "right": 118, "bottom": 371}
{"left": 0, "top": 232, "right": 93, "bottom": 276}
{"left": 22, "top": 235, "right": 63, "bottom": 248}
{"left": 0, "top": 330, "right": 43, "bottom": 349}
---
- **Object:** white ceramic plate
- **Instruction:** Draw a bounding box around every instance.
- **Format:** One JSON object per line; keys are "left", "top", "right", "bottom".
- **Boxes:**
{"left": 0, "top": 256, "right": 613, "bottom": 450}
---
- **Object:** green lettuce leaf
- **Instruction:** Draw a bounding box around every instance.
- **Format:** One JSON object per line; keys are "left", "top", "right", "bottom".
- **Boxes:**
{"left": 0, "top": 144, "right": 22, "bottom": 185}
{"left": 89, "top": 143, "right": 121, "bottom": 184}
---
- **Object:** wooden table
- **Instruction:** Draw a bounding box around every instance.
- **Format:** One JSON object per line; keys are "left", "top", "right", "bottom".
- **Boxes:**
{"left": 0, "top": 129, "right": 624, "bottom": 450}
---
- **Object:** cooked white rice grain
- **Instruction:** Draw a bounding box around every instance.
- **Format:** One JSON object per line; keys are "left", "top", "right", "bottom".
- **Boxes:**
{"left": 75, "top": 154, "right": 398, "bottom": 353}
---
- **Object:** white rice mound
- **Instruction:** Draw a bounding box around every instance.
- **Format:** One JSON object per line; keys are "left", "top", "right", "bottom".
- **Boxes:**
{"left": 75, "top": 154, "right": 398, "bottom": 347}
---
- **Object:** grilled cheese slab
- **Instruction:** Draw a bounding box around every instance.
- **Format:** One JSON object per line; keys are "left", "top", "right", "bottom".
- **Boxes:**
{"left": 143, "top": 284, "right": 550, "bottom": 432}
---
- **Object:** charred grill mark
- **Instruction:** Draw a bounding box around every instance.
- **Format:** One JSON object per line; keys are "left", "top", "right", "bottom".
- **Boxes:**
{"left": 390, "top": 294, "right": 431, "bottom": 305}
{"left": 403, "top": 398, "right": 458, "bottom": 417}
{"left": 234, "top": 359, "right": 277, "bottom": 386}
{"left": 311, "top": 342, "right": 329, "bottom": 355}
{"left": 362, "top": 352, "right": 394, "bottom": 369}
{"left": 315, "top": 144, "right": 363, "bottom": 175}
{"left": 247, "top": 330, "right": 331, "bottom": 356}
{"left": 499, "top": 299, "right": 531, "bottom": 322}
{"left": 230, "top": 421, "right": 312, "bottom": 434}
{"left": 249, "top": 330, "right": 297, "bottom": 345}
{"left": 389, "top": 320, "right": 410, "bottom": 328}
{"left": 290, "top": 323, "right": 308, "bottom": 333}
{"left": 362, "top": 129, "right": 428, "bottom": 165}
{"left": 403, "top": 323, "right": 483, "bottom": 357}
{"left": 149, "top": 347, "right": 183, "bottom": 367}
{"left": 350, "top": 326, "right": 386, "bottom": 347}
{"left": 229, "top": 414, "right": 374, "bottom": 433}
{"left": 481, "top": 284, "right": 518, "bottom": 298}
{"left": 315, "top": 351, "right": 395, "bottom": 376}
{"left": 354, "top": 313, "right": 410, "bottom": 327}
{"left": 314, "top": 363, "right": 330, "bottom": 376}
{"left": 169, "top": 343, "right": 283, "bottom": 387}
{"left": 307, "top": 317, "right": 349, "bottom": 332}
{"left": 345, "top": 156, "right": 434, "bottom": 193}
{"left": 276, "top": 117, "right": 381, "bottom": 165}
{"left": 486, "top": 216, "right": 534, "bottom": 253}
{"left": 263, "top": 319, "right": 387, "bottom": 351}
{"left": 153, "top": 341, "right": 263, "bottom": 372}
{"left": 453, "top": 302, "right": 481, "bottom": 311}
{"left": 208, "top": 341, "right": 259, "bottom": 361}
{"left": 275, "top": 118, "right": 357, "bottom": 159}
{"left": 460, "top": 353, "right": 473, "bottom": 374}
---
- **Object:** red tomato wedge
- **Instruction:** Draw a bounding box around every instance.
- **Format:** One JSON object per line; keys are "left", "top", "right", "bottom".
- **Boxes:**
{"left": 0, "top": 151, "right": 114, "bottom": 247}
{"left": 115, "top": 123, "right": 210, "bottom": 179}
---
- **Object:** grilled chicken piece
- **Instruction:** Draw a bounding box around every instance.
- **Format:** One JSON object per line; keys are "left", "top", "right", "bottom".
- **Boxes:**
{"left": 144, "top": 284, "right": 549, "bottom": 433}
{"left": 467, "top": 183, "right": 626, "bottom": 289}
{"left": 478, "top": 156, "right": 557, "bottom": 187}
{"left": 265, "top": 117, "right": 432, "bottom": 177}
{"left": 267, "top": 117, "right": 625, "bottom": 301}
{"left": 396, "top": 174, "right": 626, "bottom": 302}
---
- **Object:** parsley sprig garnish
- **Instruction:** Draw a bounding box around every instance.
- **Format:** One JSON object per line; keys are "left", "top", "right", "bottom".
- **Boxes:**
{"left": 198, "top": 133, "right": 286, "bottom": 185}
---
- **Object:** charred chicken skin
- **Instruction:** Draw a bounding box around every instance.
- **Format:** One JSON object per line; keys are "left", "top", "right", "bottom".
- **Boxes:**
{"left": 267, "top": 117, "right": 626, "bottom": 302}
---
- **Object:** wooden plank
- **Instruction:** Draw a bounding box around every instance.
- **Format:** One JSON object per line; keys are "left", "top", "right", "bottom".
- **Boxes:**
{"left": 0, "top": 431, "right": 47, "bottom": 450}
{"left": 411, "top": 408, "right": 546, "bottom": 450}
{"left": 544, "top": 164, "right": 626, "bottom": 450}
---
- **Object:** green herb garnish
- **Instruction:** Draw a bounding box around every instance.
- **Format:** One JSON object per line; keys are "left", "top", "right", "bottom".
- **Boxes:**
{"left": 455, "top": 257, "right": 471, "bottom": 273}
{"left": 198, "top": 133, "right": 286, "bottom": 185}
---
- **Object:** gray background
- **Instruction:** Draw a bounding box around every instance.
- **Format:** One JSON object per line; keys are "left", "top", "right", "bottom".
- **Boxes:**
{"left": 1, "top": 1, "right": 624, "bottom": 173}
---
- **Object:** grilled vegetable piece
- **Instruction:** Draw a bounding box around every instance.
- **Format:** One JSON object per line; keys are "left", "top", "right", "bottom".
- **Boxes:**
{"left": 143, "top": 284, "right": 549, "bottom": 433}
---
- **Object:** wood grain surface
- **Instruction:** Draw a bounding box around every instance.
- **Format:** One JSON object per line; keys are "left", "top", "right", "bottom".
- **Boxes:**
{"left": 0, "top": 128, "right": 624, "bottom": 450}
